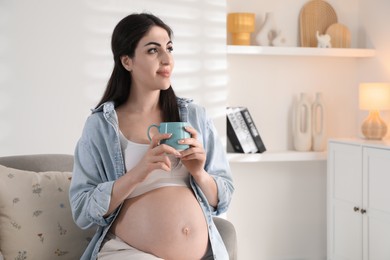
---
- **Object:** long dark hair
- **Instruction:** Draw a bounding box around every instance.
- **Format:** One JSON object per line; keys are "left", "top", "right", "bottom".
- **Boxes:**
{"left": 96, "top": 13, "right": 180, "bottom": 122}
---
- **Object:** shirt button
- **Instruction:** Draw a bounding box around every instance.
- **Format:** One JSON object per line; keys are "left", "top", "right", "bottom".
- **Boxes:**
{"left": 197, "top": 197, "right": 202, "bottom": 202}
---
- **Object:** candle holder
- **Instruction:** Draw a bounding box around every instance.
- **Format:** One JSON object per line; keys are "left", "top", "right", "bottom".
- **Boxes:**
{"left": 227, "top": 13, "right": 255, "bottom": 45}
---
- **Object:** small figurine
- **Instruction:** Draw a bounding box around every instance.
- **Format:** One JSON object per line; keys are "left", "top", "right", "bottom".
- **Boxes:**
{"left": 316, "top": 31, "right": 332, "bottom": 48}
{"left": 271, "top": 30, "right": 287, "bottom": 46}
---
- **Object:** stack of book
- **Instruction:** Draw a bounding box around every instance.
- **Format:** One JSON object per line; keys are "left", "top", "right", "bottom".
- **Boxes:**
{"left": 226, "top": 106, "right": 266, "bottom": 154}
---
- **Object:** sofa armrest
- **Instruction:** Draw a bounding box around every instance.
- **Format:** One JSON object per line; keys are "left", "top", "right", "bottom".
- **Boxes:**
{"left": 213, "top": 217, "right": 237, "bottom": 260}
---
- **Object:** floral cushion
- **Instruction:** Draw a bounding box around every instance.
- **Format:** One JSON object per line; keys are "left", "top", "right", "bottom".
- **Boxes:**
{"left": 0, "top": 165, "right": 95, "bottom": 260}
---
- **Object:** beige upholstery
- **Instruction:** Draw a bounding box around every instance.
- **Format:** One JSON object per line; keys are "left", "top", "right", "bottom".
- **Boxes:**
{"left": 0, "top": 154, "right": 94, "bottom": 259}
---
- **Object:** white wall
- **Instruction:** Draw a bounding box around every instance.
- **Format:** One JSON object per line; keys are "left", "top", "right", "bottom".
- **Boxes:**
{"left": 0, "top": 0, "right": 227, "bottom": 156}
{"left": 357, "top": 0, "right": 390, "bottom": 125}
{"left": 226, "top": 0, "right": 390, "bottom": 259}
{"left": 230, "top": 161, "right": 327, "bottom": 260}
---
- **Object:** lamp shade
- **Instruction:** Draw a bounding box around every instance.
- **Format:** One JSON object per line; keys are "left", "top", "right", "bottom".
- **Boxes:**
{"left": 359, "top": 82, "right": 390, "bottom": 110}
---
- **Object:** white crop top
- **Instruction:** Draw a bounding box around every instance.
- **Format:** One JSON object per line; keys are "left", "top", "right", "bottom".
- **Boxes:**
{"left": 119, "top": 131, "right": 190, "bottom": 198}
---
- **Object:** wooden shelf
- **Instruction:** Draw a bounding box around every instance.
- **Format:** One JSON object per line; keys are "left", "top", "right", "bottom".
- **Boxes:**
{"left": 227, "top": 45, "right": 376, "bottom": 58}
{"left": 227, "top": 150, "right": 327, "bottom": 163}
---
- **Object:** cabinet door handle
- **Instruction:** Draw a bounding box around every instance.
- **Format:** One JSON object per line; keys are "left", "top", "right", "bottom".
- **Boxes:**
{"left": 361, "top": 209, "right": 367, "bottom": 214}
{"left": 353, "top": 206, "right": 360, "bottom": 212}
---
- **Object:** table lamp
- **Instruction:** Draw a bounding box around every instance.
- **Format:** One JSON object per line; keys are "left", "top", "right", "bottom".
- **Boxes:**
{"left": 359, "top": 82, "right": 390, "bottom": 140}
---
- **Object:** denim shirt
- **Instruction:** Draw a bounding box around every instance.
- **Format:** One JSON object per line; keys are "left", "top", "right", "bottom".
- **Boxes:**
{"left": 69, "top": 97, "right": 234, "bottom": 260}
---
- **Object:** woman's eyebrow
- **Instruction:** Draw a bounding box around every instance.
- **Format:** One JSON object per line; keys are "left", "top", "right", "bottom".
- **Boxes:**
{"left": 144, "top": 40, "right": 173, "bottom": 47}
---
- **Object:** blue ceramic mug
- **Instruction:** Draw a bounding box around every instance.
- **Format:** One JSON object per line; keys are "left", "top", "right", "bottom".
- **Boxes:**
{"left": 147, "top": 122, "right": 190, "bottom": 151}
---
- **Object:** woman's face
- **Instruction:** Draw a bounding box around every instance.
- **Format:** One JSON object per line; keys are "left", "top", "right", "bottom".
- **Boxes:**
{"left": 128, "top": 26, "right": 174, "bottom": 92}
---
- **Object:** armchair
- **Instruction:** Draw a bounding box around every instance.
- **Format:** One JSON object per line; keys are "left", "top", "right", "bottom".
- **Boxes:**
{"left": 0, "top": 154, "right": 237, "bottom": 260}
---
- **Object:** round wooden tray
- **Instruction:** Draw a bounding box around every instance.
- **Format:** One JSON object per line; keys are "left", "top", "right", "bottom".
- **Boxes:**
{"left": 299, "top": 0, "right": 338, "bottom": 47}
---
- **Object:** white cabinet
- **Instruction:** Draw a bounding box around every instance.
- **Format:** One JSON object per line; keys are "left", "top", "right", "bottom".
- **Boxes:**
{"left": 327, "top": 139, "right": 390, "bottom": 260}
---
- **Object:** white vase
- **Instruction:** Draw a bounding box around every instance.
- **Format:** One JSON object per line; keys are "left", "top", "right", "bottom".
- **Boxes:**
{"left": 293, "top": 93, "right": 312, "bottom": 151}
{"left": 255, "top": 12, "right": 276, "bottom": 46}
{"left": 312, "top": 92, "right": 326, "bottom": 151}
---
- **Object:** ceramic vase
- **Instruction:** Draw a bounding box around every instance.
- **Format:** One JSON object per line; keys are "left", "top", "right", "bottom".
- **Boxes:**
{"left": 293, "top": 93, "right": 312, "bottom": 151}
{"left": 312, "top": 92, "right": 326, "bottom": 151}
{"left": 255, "top": 12, "right": 276, "bottom": 46}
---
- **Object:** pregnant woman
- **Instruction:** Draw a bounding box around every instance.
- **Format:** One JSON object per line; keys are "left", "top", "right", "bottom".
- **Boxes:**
{"left": 69, "top": 13, "right": 234, "bottom": 260}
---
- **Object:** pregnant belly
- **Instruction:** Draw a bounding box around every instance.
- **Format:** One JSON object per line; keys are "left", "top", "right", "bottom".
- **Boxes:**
{"left": 109, "top": 186, "right": 209, "bottom": 260}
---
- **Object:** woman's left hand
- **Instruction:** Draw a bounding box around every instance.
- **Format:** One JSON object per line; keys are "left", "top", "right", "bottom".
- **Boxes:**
{"left": 180, "top": 125, "right": 218, "bottom": 207}
{"left": 179, "top": 126, "right": 206, "bottom": 178}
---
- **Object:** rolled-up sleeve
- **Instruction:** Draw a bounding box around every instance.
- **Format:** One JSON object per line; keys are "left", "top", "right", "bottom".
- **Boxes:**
{"left": 69, "top": 137, "right": 115, "bottom": 229}
{"left": 204, "top": 114, "right": 234, "bottom": 216}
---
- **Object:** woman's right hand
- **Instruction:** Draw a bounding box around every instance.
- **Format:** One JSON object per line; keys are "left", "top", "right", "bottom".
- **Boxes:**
{"left": 131, "top": 133, "right": 181, "bottom": 183}
{"left": 104, "top": 133, "right": 182, "bottom": 216}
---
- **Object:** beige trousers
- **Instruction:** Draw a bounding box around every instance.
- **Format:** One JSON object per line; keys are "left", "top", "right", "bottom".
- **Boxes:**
{"left": 98, "top": 233, "right": 214, "bottom": 260}
{"left": 97, "top": 233, "right": 164, "bottom": 260}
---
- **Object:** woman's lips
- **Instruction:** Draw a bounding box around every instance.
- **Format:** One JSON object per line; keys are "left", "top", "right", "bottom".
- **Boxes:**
{"left": 157, "top": 70, "right": 170, "bottom": 77}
